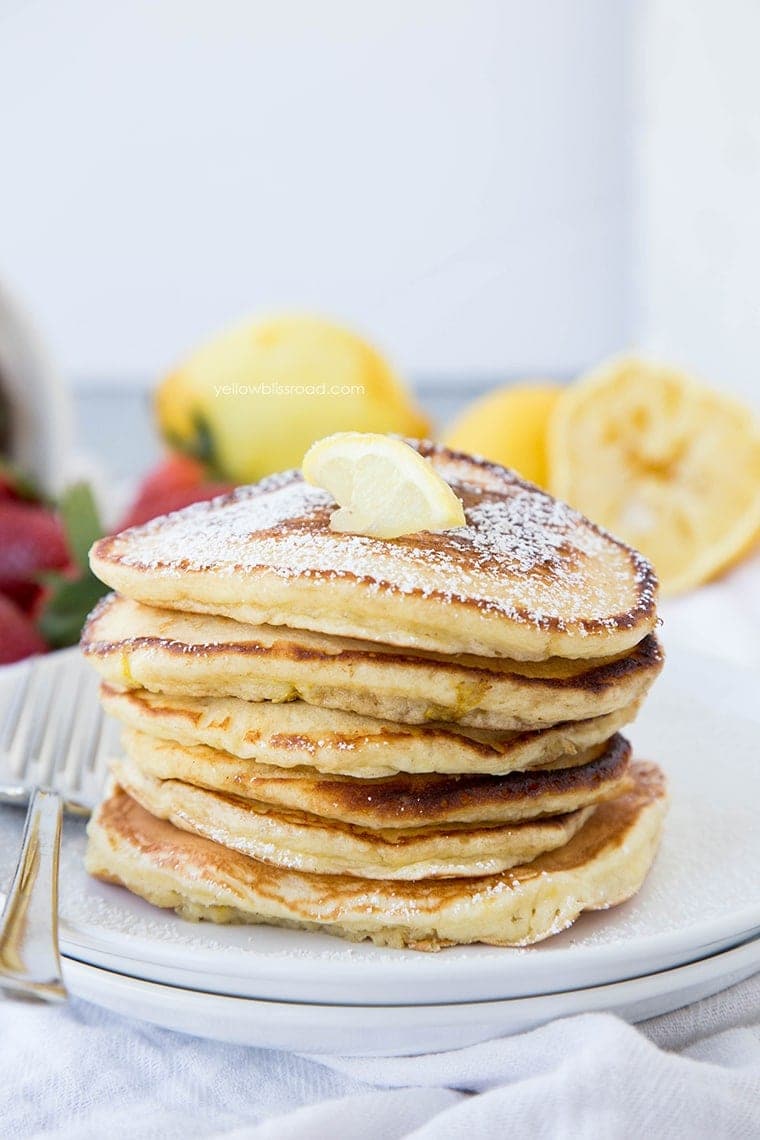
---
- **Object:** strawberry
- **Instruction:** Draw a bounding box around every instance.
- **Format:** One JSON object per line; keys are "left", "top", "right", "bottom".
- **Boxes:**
{"left": 133, "top": 454, "right": 207, "bottom": 499}
{"left": 0, "top": 474, "right": 18, "bottom": 500}
{"left": 117, "top": 455, "right": 233, "bottom": 530}
{"left": 0, "top": 500, "right": 70, "bottom": 612}
{"left": 0, "top": 459, "right": 45, "bottom": 503}
{"left": 2, "top": 580, "right": 44, "bottom": 616}
{"left": 0, "top": 594, "right": 47, "bottom": 663}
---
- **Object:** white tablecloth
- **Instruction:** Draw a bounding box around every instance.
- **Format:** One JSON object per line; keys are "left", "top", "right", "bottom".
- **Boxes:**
{"left": 2, "top": 552, "right": 759, "bottom": 1140}
{"left": 1, "top": 975, "right": 759, "bottom": 1140}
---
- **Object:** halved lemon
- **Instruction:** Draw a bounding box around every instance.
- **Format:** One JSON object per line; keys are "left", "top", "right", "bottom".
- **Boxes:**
{"left": 548, "top": 355, "right": 760, "bottom": 595}
{"left": 302, "top": 433, "right": 466, "bottom": 539}
{"left": 443, "top": 383, "right": 561, "bottom": 487}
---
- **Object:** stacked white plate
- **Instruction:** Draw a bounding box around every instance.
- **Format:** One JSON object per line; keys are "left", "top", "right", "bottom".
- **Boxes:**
{"left": 1, "top": 645, "right": 758, "bottom": 1056}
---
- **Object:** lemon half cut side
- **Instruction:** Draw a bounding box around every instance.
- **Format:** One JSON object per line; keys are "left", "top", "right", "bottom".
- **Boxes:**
{"left": 302, "top": 433, "right": 466, "bottom": 540}
{"left": 548, "top": 355, "right": 760, "bottom": 595}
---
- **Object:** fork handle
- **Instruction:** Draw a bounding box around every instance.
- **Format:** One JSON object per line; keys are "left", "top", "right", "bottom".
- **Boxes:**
{"left": 0, "top": 789, "right": 67, "bottom": 1001}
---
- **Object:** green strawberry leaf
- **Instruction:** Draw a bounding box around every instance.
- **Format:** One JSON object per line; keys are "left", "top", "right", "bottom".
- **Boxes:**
{"left": 164, "top": 412, "right": 225, "bottom": 479}
{"left": 37, "top": 480, "right": 108, "bottom": 649}
{"left": 37, "top": 572, "right": 109, "bottom": 649}
{"left": 57, "top": 481, "right": 103, "bottom": 571}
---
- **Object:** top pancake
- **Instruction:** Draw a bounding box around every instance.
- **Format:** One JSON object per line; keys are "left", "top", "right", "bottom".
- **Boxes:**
{"left": 89, "top": 442, "right": 658, "bottom": 660}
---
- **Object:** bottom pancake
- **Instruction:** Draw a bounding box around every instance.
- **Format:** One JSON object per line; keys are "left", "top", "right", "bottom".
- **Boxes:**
{"left": 85, "top": 761, "right": 668, "bottom": 949}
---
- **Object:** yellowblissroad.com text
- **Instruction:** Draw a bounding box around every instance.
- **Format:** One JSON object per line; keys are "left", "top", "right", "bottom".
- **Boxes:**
{"left": 214, "top": 383, "right": 365, "bottom": 398}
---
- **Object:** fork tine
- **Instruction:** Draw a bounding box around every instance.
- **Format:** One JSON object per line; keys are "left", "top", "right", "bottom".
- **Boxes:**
{"left": 84, "top": 700, "right": 107, "bottom": 775}
{"left": 38, "top": 668, "right": 86, "bottom": 791}
{"left": 8, "top": 666, "right": 55, "bottom": 782}
{"left": 0, "top": 661, "right": 36, "bottom": 758}
{"left": 61, "top": 680, "right": 103, "bottom": 806}
{"left": 0, "top": 651, "right": 110, "bottom": 810}
{"left": 22, "top": 668, "right": 60, "bottom": 783}
{"left": 82, "top": 705, "right": 112, "bottom": 810}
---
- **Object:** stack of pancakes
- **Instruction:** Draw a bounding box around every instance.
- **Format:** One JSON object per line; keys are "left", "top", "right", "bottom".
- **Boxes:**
{"left": 82, "top": 443, "right": 668, "bottom": 950}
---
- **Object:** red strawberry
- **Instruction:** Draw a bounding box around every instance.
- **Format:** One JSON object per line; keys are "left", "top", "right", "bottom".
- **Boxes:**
{"left": 118, "top": 483, "right": 233, "bottom": 530}
{"left": 0, "top": 593, "right": 47, "bottom": 663}
{"left": 0, "top": 474, "right": 18, "bottom": 500}
{"left": 134, "top": 454, "right": 208, "bottom": 499}
{"left": 0, "top": 501, "right": 70, "bottom": 612}
{"left": 2, "top": 580, "right": 44, "bottom": 615}
{"left": 0, "top": 462, "right": 43, "bottom": 503}
{"left": 117, "top": 455, "right": 233, "bottom": 530}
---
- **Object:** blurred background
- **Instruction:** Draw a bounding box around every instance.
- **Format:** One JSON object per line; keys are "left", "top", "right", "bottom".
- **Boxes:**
{"left": 1, "top": 0, "right": 759, "bottom": 662}
{"left": 3, "top": 1, "right": 760, "bottom": 404}
{"left": 3, "top": 0, "right": 632, "bottom": 392}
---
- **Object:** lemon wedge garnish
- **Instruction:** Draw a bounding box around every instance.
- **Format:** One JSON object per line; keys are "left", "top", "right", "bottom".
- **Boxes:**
{"left": 302, "top": 433, "right": 466, "bottom": 539}
{"left": 548, "top": 355, "right": 760, "bottom": 595}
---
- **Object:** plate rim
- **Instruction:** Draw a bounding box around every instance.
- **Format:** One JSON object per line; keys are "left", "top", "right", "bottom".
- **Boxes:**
{"left": 62, "top": 929, "right": 760, "bottom": 1010}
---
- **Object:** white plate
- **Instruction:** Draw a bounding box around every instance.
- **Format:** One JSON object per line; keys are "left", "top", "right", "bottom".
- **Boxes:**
{"left": 1, "top": 645, "right": 759, "bottom": 1005}
{"left": 62, "top": 934, "right": 760, "bottom": 1055}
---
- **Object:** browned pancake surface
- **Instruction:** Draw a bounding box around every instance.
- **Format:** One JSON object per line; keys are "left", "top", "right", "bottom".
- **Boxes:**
{"left": 88, "top": 443, "right": 658, "bottom": 659}
{"left": 120, "top": 727, "right": 632, "bottom": 828}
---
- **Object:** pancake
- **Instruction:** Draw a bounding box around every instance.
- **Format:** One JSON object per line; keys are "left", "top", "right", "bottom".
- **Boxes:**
{"left": 110, "top": 756, "right": 600, "bottom": 879}
{"left": 83, "top": 595, "right": 663, "bottom": 730}
{"left": 85, "top": 762, "right": 668, "bottom": 949}
{"left": 88, "top": 443, "right": 658, "bottom": 661}
{"left": 119, "top": 728, "right": 633, "bottom": 827}
{"left": 105, "top": 679, "right": 639, "bottom": 777}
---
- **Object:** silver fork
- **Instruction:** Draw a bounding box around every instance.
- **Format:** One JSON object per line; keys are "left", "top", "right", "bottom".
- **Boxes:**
{"left": 0, "top": 654, "right": 107, "bottom": 1002}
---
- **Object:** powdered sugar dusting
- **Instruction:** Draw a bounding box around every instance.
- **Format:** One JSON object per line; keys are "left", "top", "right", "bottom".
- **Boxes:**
{"left": 102, "top": 445, "right": 656, "bottom": 632}
{"left": 460, "top": 493, "right": 585, "bottom": 574}
{"left": 121, "top": 475, "right": 333, "bottom": 560}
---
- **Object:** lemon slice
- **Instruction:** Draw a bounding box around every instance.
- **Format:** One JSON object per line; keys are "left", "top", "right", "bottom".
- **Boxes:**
{"left": 548, "top": 355, "right": 760, "bottom": 595}
{"left": 302, "top": 433, "right": 466, "bottom": 539}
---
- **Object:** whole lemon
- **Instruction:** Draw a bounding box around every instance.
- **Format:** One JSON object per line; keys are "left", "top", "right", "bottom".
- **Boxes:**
{"left": 443, "top": 383, "right": 561, "bottom": 487}
{"left": 155, "top": 314, "right": 430, "bottom": 483}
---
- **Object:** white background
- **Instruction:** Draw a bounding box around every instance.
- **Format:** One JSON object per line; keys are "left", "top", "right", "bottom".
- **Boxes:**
{"left": 1, "top": 0, "right": 759, "bottom": 406}
{"left": 636, "top": 0, "right": 760, "bottom": 406}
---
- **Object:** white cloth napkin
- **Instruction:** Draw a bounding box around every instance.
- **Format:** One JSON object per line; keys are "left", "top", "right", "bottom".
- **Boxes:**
{"left": 1, "top": 977, "right": 758, "bottom": 1140}
{"left": 2, "top": 554, "right": 759, "bottom": 1140}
